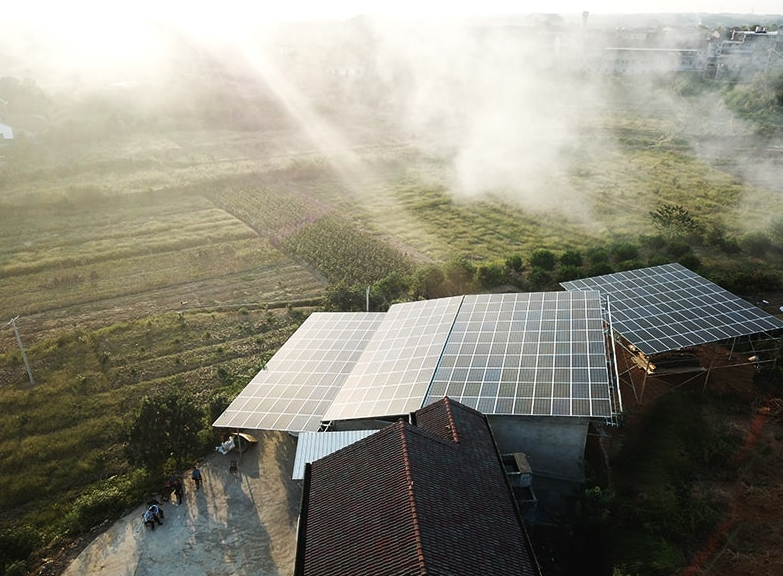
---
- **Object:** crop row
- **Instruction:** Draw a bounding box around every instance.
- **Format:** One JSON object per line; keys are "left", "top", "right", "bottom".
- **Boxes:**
{"left": 281, "top": 214, "right": 416, "bottom": 285}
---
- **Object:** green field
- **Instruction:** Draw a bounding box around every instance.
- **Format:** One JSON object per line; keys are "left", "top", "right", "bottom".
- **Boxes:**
{"left": 1, "top": 68, "right": 783, "bottom": 576}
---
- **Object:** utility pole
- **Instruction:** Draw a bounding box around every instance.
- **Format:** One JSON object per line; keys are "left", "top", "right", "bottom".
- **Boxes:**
{"left": 6, "top": 316, "right": 34, "bottom": 386}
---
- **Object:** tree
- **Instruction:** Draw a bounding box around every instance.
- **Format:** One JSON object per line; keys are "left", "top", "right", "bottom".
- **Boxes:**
{"left": 126, "top": 390, "right": 206, "bottom": 475}
{"left": 410, "top": 265, "right": 447, "bottom": 299}
{"left": 529, "top": 248, "right": 557, "bottom": 270}
{"left": 560, "top": 250, "right": 583, "bottom": 267}
{"left": 649, "top": 204, "right": 698, "bottom": 239}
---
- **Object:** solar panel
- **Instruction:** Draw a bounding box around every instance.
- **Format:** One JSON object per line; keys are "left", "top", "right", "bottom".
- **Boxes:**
{"left": 212, "top": 312, "right": 385, "bottom": 432}
{"left": 323, "top": 297, "right": 463, "bottom": 422}
{"left": 561, "top": 263, "right": 783, "bottom": 356}
{"left": 425, "top": 291, "right": 613, "bottom": 418}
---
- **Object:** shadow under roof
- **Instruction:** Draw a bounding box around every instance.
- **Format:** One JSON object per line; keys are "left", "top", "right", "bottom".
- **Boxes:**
{"left": 561, "top": 263, "right": 783, "bottom": 356}
{"left": 212, "top": 312, "right": 385, "bottom": 432}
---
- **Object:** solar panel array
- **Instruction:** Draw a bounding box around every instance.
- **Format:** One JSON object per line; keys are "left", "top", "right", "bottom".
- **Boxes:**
{"left": 562, "top": 263, "right": 783, "bottom": 356}
{"left": 324, "top": 297, "right": 463, "bottom": 421}
{"left": 214, "top": 292, "right": 617, "bottom": 433}
{"left": 425, "top": 292, "right": 613, "bottom": 418}
{"left": 213, "top": 312, "right": 386, "bottom": 432}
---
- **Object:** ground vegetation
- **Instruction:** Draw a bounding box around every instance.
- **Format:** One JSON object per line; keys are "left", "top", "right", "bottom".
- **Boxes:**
{"left": 1, "top": 45, "right": 783, "bottom": 576}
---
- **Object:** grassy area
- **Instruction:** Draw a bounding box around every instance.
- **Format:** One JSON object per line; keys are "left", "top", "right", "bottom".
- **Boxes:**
{"left": 0, "top": 74, "right": 782, "bottom": 575}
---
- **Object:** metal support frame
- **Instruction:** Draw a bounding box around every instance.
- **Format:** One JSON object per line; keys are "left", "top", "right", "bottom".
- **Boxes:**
{"left": 608, "top": 328, "right": 783, "bottom": 404}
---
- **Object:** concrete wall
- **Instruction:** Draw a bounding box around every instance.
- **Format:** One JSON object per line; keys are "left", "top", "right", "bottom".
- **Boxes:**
{"left": 486, "top": 415, "right": 590, "bottom": 482}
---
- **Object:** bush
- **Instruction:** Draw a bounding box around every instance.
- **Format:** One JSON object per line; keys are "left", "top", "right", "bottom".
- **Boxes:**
{"left": 740, "top": 231, "right": 772, "bottom": 257}
{"left": 676, "top": 252, "right": 701, "bottom": 271}
{"left": 476, "top": 262, "right": 510, "bottom": 289}
{"left": 557, "top": 264, "right": 583, "bottom": 283}
{"left": 0, "top": 525, "right": 41, "bottom": 573}
{"left": 62, "top": 471, "right": 150, "bottom": 536}
{"left": 587, "top": 262, "right": 614, "bottom": 277}
{"left": 505, "top": 254, "right": 524, "bottom": 273}
{"left": 616, "top": 260, "right": 644, "bottom": 272}
{"left": 666, "top": 240, "right": 691, "bottom": 258}
{"left": 586, "top": 247, "right": 610, "bottom": 264}
{"left": 647, "top": 254, "right": 670, "bottom": 267}
{"left": 529, "top": 248, "right": 557, "bottom": 270}
{"left": 529, "top": 267, "right": 554, "bottom": 290}
{"left": 126, "top": 391, "right": 207, "bottom": 475}
{"left": 609, "top": 242, "right": 639, "bottom": 263}
{"left": 560, "top": 250, "right": 583, "bottom": 267}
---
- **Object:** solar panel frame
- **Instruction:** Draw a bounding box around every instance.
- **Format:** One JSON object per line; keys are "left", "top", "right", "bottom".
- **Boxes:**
{"left": 212, "top": 312, "right": 386, "bottom": 432}
{"left": 424, "top": 291, "right": 613, "bottom": 418}
{"left": 561, "top": 263, "right": 783, "bottom": 356}
{"left": 323, "top": 296, "right": 463, "bottom": 422}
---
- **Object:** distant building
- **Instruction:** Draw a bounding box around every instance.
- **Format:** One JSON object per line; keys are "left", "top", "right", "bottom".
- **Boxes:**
{"left": 326, "top": 65, "right": 365, "bottom": 78}
{"left": 706, "top": 28, "right": 783, "bottom": 79}
{"left": 0, "top": 121, "right": 13, "bottom": 142}
{"left": 602, "top": 47, "right": 701, "bottom": 75}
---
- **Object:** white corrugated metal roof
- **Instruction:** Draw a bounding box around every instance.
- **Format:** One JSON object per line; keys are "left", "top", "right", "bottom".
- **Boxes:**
{"left": 292, "top": 430, "right": 376, "bottom": 480}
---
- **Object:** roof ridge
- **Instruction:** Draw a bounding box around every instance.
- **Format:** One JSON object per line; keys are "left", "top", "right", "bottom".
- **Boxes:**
{"left": 442, "top": 397, "right": 460, "bottom": 444}
{"left": 398, "top": 421, "right": 427, "bottom": 575}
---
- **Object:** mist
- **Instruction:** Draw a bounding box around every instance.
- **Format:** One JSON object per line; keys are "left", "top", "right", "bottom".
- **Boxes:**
{"left": 2, "top": 11, "right": 782, "bottom": 225}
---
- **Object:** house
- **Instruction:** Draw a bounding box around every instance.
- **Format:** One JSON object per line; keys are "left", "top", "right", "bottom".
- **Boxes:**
{"left": 214, "top": 292, "right": 621, "bottom": 501}
{"left": 0, "top": 121, "right": 13, "bottom": 141}
{"left": 294, "top": 397, "right": 542, "bottom": 576}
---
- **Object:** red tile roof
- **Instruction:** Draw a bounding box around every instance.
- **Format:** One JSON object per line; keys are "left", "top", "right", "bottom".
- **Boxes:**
{"left": 295, "top": 397, "right": 541, "bottom": 576}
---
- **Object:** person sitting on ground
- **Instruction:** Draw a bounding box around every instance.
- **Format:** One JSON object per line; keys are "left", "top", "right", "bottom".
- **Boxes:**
{"left": 143, "top": 503, "right": 163, "bottom": 530}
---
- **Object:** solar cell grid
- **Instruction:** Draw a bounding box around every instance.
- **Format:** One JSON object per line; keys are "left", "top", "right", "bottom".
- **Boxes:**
{"left": 324, "top": 296, "right": 464, "bottom": 421}
{"left": 563, "top": 263, "right": 783, "bottom": 355}
{"left": 426, "top": 291, "right": 612, "bottom": 418}
{"left": 212, "top": 312, "right": 386, "bottom": 432}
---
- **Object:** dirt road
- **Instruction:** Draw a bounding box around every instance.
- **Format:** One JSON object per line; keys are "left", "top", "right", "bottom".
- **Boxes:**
{"left": 61, "top": 431, "right": 302, "bottom": 576}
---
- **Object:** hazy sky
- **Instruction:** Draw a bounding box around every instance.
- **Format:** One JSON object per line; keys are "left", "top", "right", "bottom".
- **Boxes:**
{"left": 8, "top": 0, "right": 783, "bottom": 27}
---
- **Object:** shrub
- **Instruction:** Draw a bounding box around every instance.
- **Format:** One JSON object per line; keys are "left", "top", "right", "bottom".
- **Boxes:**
{"left": 0, "top": 525, "right": 41, "bottom": 573}
{"left": 586, "top": 247, "right": 610, "bottom": 264}
{"left": 505, "top": 254, "right": 524, "bottom": 273}
{"left": 740, "top": 231, "right": 772, "bottom": 257}
{"left": 410, "top": 265, "right": 448, "bottom": 299}
{"left": 62, "top": 471, "right": 150, "bottom": 536}
{"left": 647, "top": 255, "right": 670, "bottom": 267}
{"left": 676, "top": 252, "right": 701, "bottom": 271}
{"left": 529, "top": 249, "right": 557, "bottom": 270}
{"left": 528, "top": 267, "right": 554, "bottom": 290}
{"left": 609, "top": 242, "right": 639, "bottom": 263}
{"left": 560, "top": 250, "right": 583, "bottom": 267}
{"left": 666, "top": 240, "right": 691, "bottom": 258}
{"left": 587, "top": 262, "right": 614, "bottom": 277}
{"left": 557, "top": 264, "right": 583, "bottom": 283}
{"left": 649, "top": 204, "right": 698, "bottom": 238}
{"left": 616, "top": 260, "right": 644, "bottom": 272}
{"left": 476, "top": 262, "right": 510, "bottom": 289}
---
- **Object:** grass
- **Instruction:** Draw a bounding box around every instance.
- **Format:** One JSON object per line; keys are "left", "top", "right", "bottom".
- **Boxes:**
{"left": 1, "top": 76, "right": 783, "bottom": 574}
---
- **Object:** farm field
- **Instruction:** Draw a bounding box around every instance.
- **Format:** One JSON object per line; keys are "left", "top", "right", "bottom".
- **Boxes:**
{"left": 1, "top": 67, "right": 783, "bottom": 576}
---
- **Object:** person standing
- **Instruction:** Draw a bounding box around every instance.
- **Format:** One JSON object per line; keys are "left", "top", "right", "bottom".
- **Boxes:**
{"left": 192, "top": 465, "right": 202, "bottom": 490}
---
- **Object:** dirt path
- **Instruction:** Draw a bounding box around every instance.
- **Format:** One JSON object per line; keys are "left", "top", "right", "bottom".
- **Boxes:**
{"left": 61, "top": 431, "right": 301, "bottom": 576}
